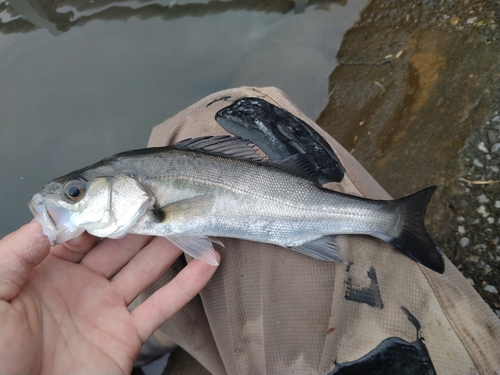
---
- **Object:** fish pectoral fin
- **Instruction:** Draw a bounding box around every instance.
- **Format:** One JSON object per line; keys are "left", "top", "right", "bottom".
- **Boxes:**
{"left": 167, "top": 236, "right": 221, "bottom": 266}
{"left": 154, "top": 195, "right": 215, "bottom": 222}
{"left": 291, "top": 236, "right": 345, "bottom": 263}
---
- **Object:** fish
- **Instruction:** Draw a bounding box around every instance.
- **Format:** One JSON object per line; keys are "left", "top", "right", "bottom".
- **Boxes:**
{"left": 215, "top": 97, "right": 346, "bottom": 184}
{"left": 28, "top": 135, "right": 445, "bottom": 273}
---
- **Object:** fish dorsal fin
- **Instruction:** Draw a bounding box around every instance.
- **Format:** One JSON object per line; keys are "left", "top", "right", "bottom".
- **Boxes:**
{"left": 269, "top": 154, "right": 320, "bottom": 185}
{"left": 173, "top": 135, "right": 321, "bottom": 184}
{"left": 173, "top": 135, "right": 264, "bottom": 161}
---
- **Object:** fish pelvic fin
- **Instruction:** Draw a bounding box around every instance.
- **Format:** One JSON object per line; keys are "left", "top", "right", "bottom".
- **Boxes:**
{"left": 389, "top": 186, "right": 445, "bottom": 274}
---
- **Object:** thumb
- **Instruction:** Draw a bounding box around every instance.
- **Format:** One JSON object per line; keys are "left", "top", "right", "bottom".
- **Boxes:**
{"left": 0, "top": 221, "right": 50, "bottom": 301}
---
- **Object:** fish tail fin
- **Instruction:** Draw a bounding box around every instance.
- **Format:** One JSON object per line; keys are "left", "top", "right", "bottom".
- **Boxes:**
{"left": 389, "top": 186, "right": 445, "bottom": 273}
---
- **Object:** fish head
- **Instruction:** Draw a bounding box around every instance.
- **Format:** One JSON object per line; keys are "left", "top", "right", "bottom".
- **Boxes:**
{"left": 29, "top": 174, "right": 154, "bottom": 246}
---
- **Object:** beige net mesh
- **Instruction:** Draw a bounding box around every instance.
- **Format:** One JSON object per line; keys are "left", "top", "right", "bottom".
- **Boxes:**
{"left": 133, "top": 87, "right": 500, "bottom": 374}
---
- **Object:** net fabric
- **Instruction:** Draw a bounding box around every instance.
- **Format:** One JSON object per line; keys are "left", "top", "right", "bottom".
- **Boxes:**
{"left": 138, "top": 86, "right": 500, "bottom": 374}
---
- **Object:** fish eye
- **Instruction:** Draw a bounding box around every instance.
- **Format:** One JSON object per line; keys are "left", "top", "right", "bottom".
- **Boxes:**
{"left": 63, "top": 180, "right": 86, "bottom": 202}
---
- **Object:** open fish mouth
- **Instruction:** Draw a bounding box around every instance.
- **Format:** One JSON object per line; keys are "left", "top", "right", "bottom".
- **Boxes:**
{"left": 28, "top": 193, "right": 77, "bottom": 245}
{"left": 29, "top": 193, "right": 57, "bottom": 232}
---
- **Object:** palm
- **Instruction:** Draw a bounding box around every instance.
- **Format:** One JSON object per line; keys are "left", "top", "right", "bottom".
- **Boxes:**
{"left": 0, "top": 222, "right": 219, "bottom": 375}
{"left": 21, "top": 256, "right": 140, "bottom": 373}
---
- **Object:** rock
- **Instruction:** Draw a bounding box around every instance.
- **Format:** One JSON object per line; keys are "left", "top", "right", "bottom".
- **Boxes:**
{"left": 477, "top": 141, "right": 488, "bottom": 153}
{"left": 476, "top": 206, "right": 489, "bottom": 217}
{"left": 468, "top": 255, "right": 478, "bottom": 262}
{"left": 460, "top": 237, "right": 470, "bottom": 247}
{"left": 473, "top": 159, "right": 484, "bottom": 168}
{"left": 479, "top": 261, "right": 492, "bottom": 275}
{"left": 484, "top": 285, "right": 498, "bottom": 294}
{"left": 466, "top": 17, "right": 478, "bottom": 25}
{"left": 488, "top": 131, "right": 497, "bottom": 144}
{"left": 477, "top": 194, "right": 490, "bottom": 203}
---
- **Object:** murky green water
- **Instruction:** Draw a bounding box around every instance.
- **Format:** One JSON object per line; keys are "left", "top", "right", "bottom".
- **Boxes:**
{"left": 0, "top": 0, "right": 367, "bottom": 238}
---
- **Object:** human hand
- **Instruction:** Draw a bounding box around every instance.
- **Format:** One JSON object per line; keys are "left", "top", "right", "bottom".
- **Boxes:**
{"left": 0, "top": 221, "right": 219, "bottom": 375}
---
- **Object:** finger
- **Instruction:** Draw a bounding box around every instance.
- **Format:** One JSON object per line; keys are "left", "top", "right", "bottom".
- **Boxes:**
{"left": 80, "top": 234, "right": 153, "bottom": 278}
{"left": 131, "top": 253, "right": 220, "bottom": 343}
{"left": 0, "top": 221, "right": 50, "bottom": 301}
{"left": 111, "top": 237, "right": 183, "bottom": 305}
{"left": 49, "top": 231, "right": 98, "bottom": 263}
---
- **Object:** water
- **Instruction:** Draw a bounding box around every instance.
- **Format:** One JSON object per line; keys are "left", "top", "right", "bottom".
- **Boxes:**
{"left": 0, "top": 0, "right": 368, "bottom": 238}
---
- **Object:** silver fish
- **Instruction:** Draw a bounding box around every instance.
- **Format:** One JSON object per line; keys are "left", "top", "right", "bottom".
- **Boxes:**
{"left": 28, "top": 136, "right": 444, "bottom": 273}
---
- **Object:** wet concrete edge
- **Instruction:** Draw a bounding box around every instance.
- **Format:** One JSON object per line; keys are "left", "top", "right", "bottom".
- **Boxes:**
{"left": 317, "top": 0, "right": 500, "bottom": 315}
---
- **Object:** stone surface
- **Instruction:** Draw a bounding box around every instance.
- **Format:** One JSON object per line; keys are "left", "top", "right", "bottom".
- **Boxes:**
{"left": 317, "top": 0, "right": 500, "bottom": 313}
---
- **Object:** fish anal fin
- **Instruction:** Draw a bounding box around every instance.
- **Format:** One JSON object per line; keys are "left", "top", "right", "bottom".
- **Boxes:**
{"left": 167, "top": 236, "right": 220, "bottom": 266}
{"left": 291, "top": 236, "right": 345, "bottom": 263}
{"left": 155, "top": 195, "right": 215, "bottom": 222}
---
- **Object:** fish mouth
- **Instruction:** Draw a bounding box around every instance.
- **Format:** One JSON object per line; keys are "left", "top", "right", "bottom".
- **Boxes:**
{"left": 28, "top": 194, "right": 84, "bottom": 245}
{"left": 29, "top": 194, "right": 57, "bottom": 231}
{"left": 28, "top": 194, "right": 64, "bottom": 246}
